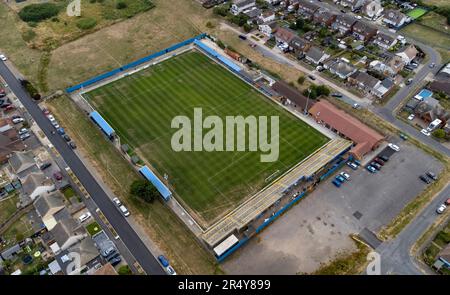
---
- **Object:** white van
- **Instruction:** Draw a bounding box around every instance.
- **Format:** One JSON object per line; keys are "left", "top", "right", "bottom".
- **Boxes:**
{"left": 119, "top": 205, "right": 130, "bottom": 217}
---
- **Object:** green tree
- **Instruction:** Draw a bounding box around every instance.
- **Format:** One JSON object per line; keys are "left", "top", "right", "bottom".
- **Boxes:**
{"left": 130, "top": 179, "right": 159, "bottom": 203}
{"left": 432, "top": 129, "right": 446, "bottom": 139}
{"left": 19, "top": 3, "right": 60, "bottom": 22}
{"left": 297, "top": 76, "right": 306, "bottom": 85}
{"left": 116, "top": 1, "right": 127, "bottom": 9}
{"left": 118, "top": 265, "right": 132, "bottom": 275}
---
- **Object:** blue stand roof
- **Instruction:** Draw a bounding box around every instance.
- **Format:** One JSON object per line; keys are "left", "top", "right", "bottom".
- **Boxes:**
{"left": 89, "top": 111, "right": 115, "bottom": 138}
{"left": 139, "top": 166, "right": 172, "bottom": 201}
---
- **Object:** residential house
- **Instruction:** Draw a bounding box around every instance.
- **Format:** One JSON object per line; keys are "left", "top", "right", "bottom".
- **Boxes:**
{"left": 382, "top": 9, "right": 408, "bottom": 28}
{"left": 348, "top": 70, "right": 381, "bottom": 94}
{"left": 34, "top": 191, "right": 66, "bottom": 231}
{"left": 51, "top": 218, "right": 87, "bottom": 250}
{"left": 324, "top": 59, "right": 357, "bottom": 79}
{"left": 297, "top": 0, "right": 320, "bottom": 20}
{"left": 8, "top": 151, "right": 38, "bottom": 179}
{"left": 66, "top": 238, "right": 100, "bottom": 275}
{"left": 304, "top": 46, "right": 330, "bottom": 65}
{"left": 437, "top": 244, "right": 450, "bottom": 269}
{"left": 21, "top": 172, "right": 55, "bottom": 201}
{"left": 372, "top": 32, "right": 397, "bottom": 50}
{"left": 415, "top": 100, "right": 449, "bottom": 124}
{"left": 231, "top": 0, "right": 256, "bottom": 15}
{"left": 312, "top": 8, "right": 337, "bottom": 27}
{"left": 373, "top": 78, "right": 395, "bottom": 98}
{"left": 396, "top": 44, "right": 418, "bottom": 65}
{"left": 259, "top": 11, "right": 276, "bottom": 23}
{"left": 258, "top": 21, "right": 278, "bottom": 37}
{"left": 429, "top": 81, "right": 450, "bottom": 98}
{"left": 352, "top": 21, "right": 378, "bottom": 42}
{"left": 289, "top": 36, "right": 311, "bottom": 56}
{"left": 436, "top": 63, "right": 450, "bottom": 80}
{"left": 244, "top": 7, "right": 262, "bottom": 24}
{"left": 387, "top": 55, "right": 405, "bottom": 74}
{"left": 340, "top": 0, "right": 366, "bottom": 11}
{"left": 308, "top": 100, "right": 384, "bottom": 159}
{"left": 287, "top": 0, "right": 300, "bottom": 12}
{"left": 274, "top": 27, "right": 297, "bottom": 46}
{"left": 331, "top": 14, "right": 357, "bottom": 35}
{"left": 362, "top": 0, "right": 383, "bottom": 20}
{"left": 0, "top": 120, "right": 25, "bottom": 164}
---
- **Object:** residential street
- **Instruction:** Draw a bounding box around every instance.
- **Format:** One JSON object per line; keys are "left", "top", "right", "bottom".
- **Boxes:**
{"left": 0, "top": 61, "right": 166, "bottom": 275}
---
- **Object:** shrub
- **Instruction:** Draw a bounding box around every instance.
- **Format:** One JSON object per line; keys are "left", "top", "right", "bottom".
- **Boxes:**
{"left": 19, "top": 3, "right": 60, "bottom": 22}
{"left": 116, "top": 1, "right": 128, "bottom": 9}
{"left": 76, "top": 18, "right": 97, "bottom": 30}
{"left": 130, "top": 179, "right": 159, "bottom": 203}
{"left": 118, "top": 265, "right": 132, "bottom": 275}
{"left": 297, "top": 76, "right": 306, "bottom": 85}
{"left": 21, "top": 79, "right": 41, "bottom": 100}
{"left": 432, "top": 129, "right": 446, "bottom": 139}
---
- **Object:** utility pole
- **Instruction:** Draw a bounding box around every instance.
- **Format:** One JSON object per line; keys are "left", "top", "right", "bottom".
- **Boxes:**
{"left": 304, "top": 88, "right": 311, "bottom": 115}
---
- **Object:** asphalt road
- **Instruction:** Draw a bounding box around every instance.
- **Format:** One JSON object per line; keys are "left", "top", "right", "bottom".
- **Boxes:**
{"left": 0, "top": 61, "right": 166, "bottom": 275}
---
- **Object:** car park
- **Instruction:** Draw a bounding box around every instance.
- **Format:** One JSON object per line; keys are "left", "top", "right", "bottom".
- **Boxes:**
{"left": 119, "top": 205, "right": 130, "bottom": 217}
{"left": 78, "top": 212, "right": 91, "bottom": 223}
{"left": 366, "top": 165, "right": 377, "bottom": 173}
{"left": 347, "top": 161, "right": 358, "bottom": 170}
{"left": 158, "top": 255, "right": 170, "bottom": 267}
{"left": 436, "top": 204, "right": 446, "bottom": 214}
{"left": 340, "top": 172, "right": 350, "bottom": 180}
{"left": 426, "top": 171, "right": 437, "bottom": 180}
{"left": 388, "top": 143, "right": 400, "bottom": 151}
{"left": 419, "top": 175, "right": 431, "bottom": 184}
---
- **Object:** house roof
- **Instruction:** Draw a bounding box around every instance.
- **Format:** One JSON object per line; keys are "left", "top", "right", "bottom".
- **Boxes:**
{"left": 51, "top": 218, "right": 85, "bottom": 249}
{"left": 429, "top": 81, "right": 450, "bottom": 97}
{"left": 274, "top": 27, "right": 297, "bottom": 43}
{"left": 244, "top": 7, "right": 261, "bottom": 18}
{"left": 233, "top": 0, "right": 255, "bottom": 8}
{"left": 289, "top": 36, "right": 309, "bottom": 50}
{"left": 309, "top": 100, "right": 384, "bottom": 157}
{"left": 352, "top": 21, "right": 378, "bottom": 36}
{"left": 0, "top": 129, "right": 25, "bottom": 163}
{"left": 349, "top": 70, "right": 381, "bottom": 89}
{"left": 439, "top": 244, "right": 450, "bottom": 264}
{"left": 396, "top": 44, "right": 418, "bottom": 61}
{"left": 271, "top": 81, "right": 315, "bottom": 111}
{"left": 298, "top": 0, "right": 320, "bottom": 12}
{"left": 313, "top": 8, "right": 336, "bottom": 23}
{"left": 67, "top": 237, "right": 99, "bottom": 268}
{"left": 326, "top": 59, "right": 356, "bottom": 77}
{"left": 21, "top": 172, "right": 50, "bottom": 196}
{"left": 305, "top": 46, "right": 328, "bottom": 62}
{"left": 9, "top": 151, "right": 36, "bottom": 175}
{"left": 34, "top": 191, "right": 65, "bottom": 219}
{"left": 374, "top": 32, "right": 395, "bottom": 44}
{"left": 383, "top": 9, "right": 406, "bottom": 24}
{"left": 334, "top": 14, "right": 357, "bottom": 27}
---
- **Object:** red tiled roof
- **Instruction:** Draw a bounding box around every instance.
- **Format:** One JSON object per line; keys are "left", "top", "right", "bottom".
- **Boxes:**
{"left": 309, "top": 100, "right": 384, "bottom": 157}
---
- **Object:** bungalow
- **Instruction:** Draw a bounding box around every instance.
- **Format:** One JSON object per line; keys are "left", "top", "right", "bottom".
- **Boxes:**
{"left": 437, "top": 244, "right": 450, "bottom": 269}
{"left": 312, "top": 8, "right": 337, "bottom": 27}
{"left": 231, "top": 0, "right": 256, "bottom": 15}
{"left": 331, "top": 14, "right": 357, "bottom": 35}
{"left": 304, "top": 46, "right": 330, "bottom": 65}
{"left": 51, "top": 218, "right": 87, "bottom": 251}
{"left": 0, "top": 120, "right": 25, "bottom": 164}
{"left": 372, "top": 32, "right": 397, "bottom": 50}
{"left": 362, "top": 0, "right": 383, "bottom": 20}
{"left": 274, "top": 27, "right": 297, "bottom": 46}
{"left": 396, "top": 44, "right": 418, "bottom": 65}
{"left": 289, "top": 36, "right": 311, "bottom": 55}
{"left": 8, "top": 151, "right": 38, "bottom": 179}
{"left": 34, "top": 191, "right": 66, "bottom": 230}
{"left": 369, "top": 60, "right": 396, "bottom": 77}
{"left": 21, "top": 172, "right": 55, "bottom": 201}
{"left": 297, "top": 0, "right": 320, "bottom": 20}
{"left": 382, "top": 9, "right": 408, "bottom": 28}
{"left": 348, "top": 70, "right": 381, "bottom": 94}
{"left": 258, "top": 21, "right": 278, "bottom": 37}
{"left": 373, "top": 78, "right": 395, "bottom": 98}
{"left": 244, "top": 7, "right": 262, "bottom": 24}
{"left": 352, "top": 21, "right": 378, "bottom": 42}
{"left": 429, "top": 81, "right": 450, "bottom": 98}
{"left": 340, "top": 0, "right": 366, "bottom": 12}
{"left": 325, "top": 58, "right": 357, "bottom": 79}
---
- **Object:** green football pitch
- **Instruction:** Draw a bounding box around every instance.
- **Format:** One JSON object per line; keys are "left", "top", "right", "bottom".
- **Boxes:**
{"left": 406, "top": 8, "right": 427, "bottom": 19}
{"left": 84, "top": 50, "right": 329, "bottom": 225}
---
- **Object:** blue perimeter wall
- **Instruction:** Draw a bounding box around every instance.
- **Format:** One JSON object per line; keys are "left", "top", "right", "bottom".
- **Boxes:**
{"left": 66, "top": 33, "right": 207, "bottom": 93}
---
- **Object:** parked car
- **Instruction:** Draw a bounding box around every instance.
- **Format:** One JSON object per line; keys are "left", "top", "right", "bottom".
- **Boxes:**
{"left": 119, "top": 205, "right": 130, "bottom": 217}
{"left": 53, "top": 171, "right": 63, "bottom": 181}
{"left": 238, "top": 35, "right": 247, "bottom": 40}
{"left": 370, "top": 162, "right": 381, "bottom": 170}
{"left": 78, "top": 212, "right": 91, "bottom": 223}
{"left": 445, "top": 199, "right": 450, "bottom": 206}
{"left": 340, "top": 172, "right": 350, "bottom": 180}
{"left": 347, "top": 162, "right": 358, "bottom": 170}
{"left": 399, "top": 133, "right": 408, "bottom": 140}
{"left": 405, "top": 78, "right": 413, "bottom": 85}
{"left": 19, "top": 133, "right": 31, "bottom": 140}
{"left": 4, "top": 105, "right": 15, "bottom": 112}
{"left": 331, "top": 93, "right": 343, "bottom": 98}
{"left": 380, "top": 155, "right": 389, "bottom": 162}
{"left": 336, "top": 175, "right": 346, "bottom": 182}
{"left": 51, "top": 121, "right": 60, "bottom": 129}
{"left": 419, "top": 175, "right": 431, "bottom": 184}
{"left": 0, "top": 54, "right": 7, "bottom": 61}
{"left": 332, "top": 179, "right": 342, "bottom": 187}
{"left": 40, "top": 162, "right": 52, "bottom": 170}
{"left": 100, "top": 242, "right": 116, "bottom": 257}
{"left": 158, "top": 255, "right": 170, "bottom": 267}
{"left": 62, "top": 134, "right": 71, "bottom": 142}
{"left": 57, "top": 128, "right": 65, "bottom": 135}
{"left": 421, "top": 129, "right": 431, "bottom": 136}
{"left": 166, "top": 266, "right": 177, "bottom": 275}
{"left": 426, "top": 171, "right": 437, "bottom": 181}
{"left": 366, "top": 165, "right": 377, "bottom": 173}
{"left": 12, "top": 117, "right": 24, "bottom": 124}
{"left": 42, "top": 109, "right": 50, "bottom": 116}
{"left": 112, "top": 197, "right": 122, "bottom": 207}
{"left": 69, "top": 141, "right": 77, "bottom": 149}
{"left": 388, "top": 143, "right": 400, "bottom": 151}
{"left": 429, "top": 63, "right": 435, "bottom": 68}
{"left": 18, "top": 128, "right": 28, "bottom": 135}
{"left": 308, "top": 75, "right": 316, "bottom": 80}
{"left": 373, "top": 158, "right": 384, "bottom": 166}
{"left": 436, "top": 204, "right": 446, "bottom": 214}
{"left": 109, "top": 255, "right": 122, "bottom": 266}
{"left": 352, "top": 103, "right": 361, "bottom": 109}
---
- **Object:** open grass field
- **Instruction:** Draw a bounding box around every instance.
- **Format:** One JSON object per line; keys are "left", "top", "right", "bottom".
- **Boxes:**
{"left": 84, "top": 50, "right": 328, "bottom": 225}
{"left": 0, "top": 195, "right": 19, "bottom": 225}
{"left": 406, "top": 8, "right": 428, "bottom": 19}
{"left": 419, "top": 12, "right": 450, "bottom": 35}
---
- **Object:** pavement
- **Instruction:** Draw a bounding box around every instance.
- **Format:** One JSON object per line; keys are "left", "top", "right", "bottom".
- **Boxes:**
{"left": 0, "top": 61, "right": 166, "bottom": 275}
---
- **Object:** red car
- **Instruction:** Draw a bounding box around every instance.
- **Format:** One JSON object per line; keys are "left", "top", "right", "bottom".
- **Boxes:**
{"left": 374, "top": 157, "right": 385, "bottom": 166}
{"left": 445, "top": 199, "right": 450, "bottom": 206}
{"left": 4, "top": 105, "right": 15, "bottom": 112}
{"left": 42, "top": 108, "right": 50, "bottom": 116}
{"left": 53, "top": 171, "right": 63, "bottom": 181}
